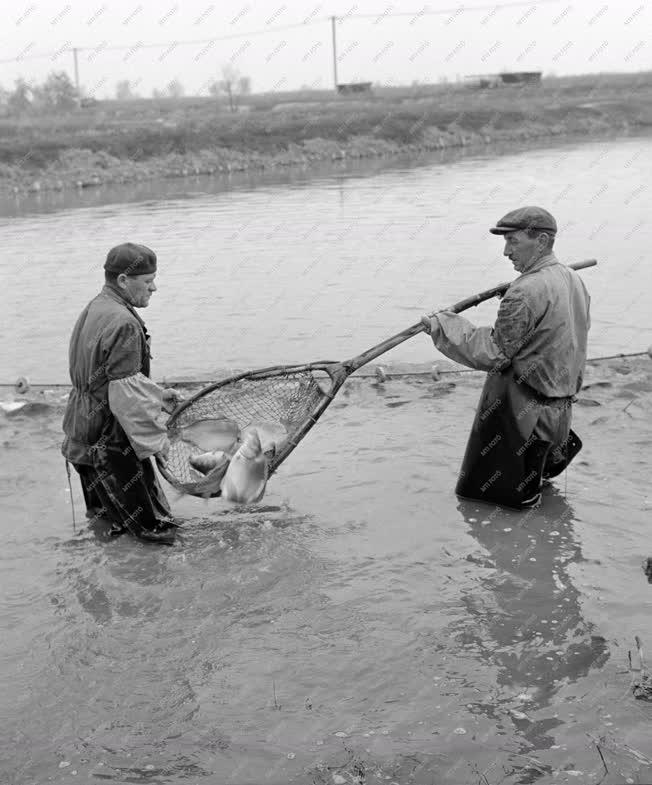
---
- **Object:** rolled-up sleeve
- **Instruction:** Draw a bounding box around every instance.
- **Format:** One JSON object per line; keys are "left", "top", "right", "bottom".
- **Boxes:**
{"left": 429, "top": 312, "right": 511, "bottom": 372}
{"left": 108, "top": 373, "right": 168, "bottom": 460}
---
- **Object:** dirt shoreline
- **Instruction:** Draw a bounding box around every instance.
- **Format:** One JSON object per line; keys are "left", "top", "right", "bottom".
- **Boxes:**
{"left": 2, "top": 73, "right": 652, "bottom": 195}
{"left": 0, "top": 117, "right": 635, "bottom": 196}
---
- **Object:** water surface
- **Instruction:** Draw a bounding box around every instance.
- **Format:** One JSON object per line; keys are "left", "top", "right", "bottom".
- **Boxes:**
{"left": 1, "top": 137, "right": 652, "bottom": 784}
{"left": 2, "top": 357, "right": 651, "bottom": 784}
{"left": 1, "top": 135, "right": 650, "bottom": 384}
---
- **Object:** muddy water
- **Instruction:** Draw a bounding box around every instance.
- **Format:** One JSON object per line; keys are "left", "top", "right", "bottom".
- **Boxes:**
{"left": 2, "top": 357, "right": 652, "bottom": 784}
{"left": 2, "top": 138, "right": 652, "bottom": 784}
{"left": 1, "top": 135, "right": 651, "bottom": 383}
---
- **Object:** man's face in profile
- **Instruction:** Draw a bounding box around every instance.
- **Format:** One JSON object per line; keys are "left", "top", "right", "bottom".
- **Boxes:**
{"left": 503, "top": 230, "right": 547, "bottom": 273}
{"left": 120, "top": 272, "right": 157, "bottom": 308}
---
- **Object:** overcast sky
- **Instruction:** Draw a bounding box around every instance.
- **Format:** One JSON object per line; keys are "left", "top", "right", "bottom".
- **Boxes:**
{"left": 1, "top": 0, "right": 650, "bottom": 97}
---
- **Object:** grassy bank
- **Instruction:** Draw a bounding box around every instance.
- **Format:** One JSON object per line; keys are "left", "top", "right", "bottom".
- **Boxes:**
{"left": 1, "top": 71, "right": 652, "bottom": 194}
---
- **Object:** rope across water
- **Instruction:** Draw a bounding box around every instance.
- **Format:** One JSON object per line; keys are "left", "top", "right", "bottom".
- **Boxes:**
{"left": 1, "top": 351, "right": 650, "bottom": 391}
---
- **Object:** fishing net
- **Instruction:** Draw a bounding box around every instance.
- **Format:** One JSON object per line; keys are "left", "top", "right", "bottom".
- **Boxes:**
{"left": 156, "top": 260, "right": 597, "bottom": 500}
{"left": 160, "top": 369, "right": 328, "bottom": 497}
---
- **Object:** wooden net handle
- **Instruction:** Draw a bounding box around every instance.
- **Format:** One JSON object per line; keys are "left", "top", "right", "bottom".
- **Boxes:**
{"left": 345, "top": 259, "right": 597, "bottom": 372}
{"left": 443, "top": 258, "right": 597, "bottom": 316}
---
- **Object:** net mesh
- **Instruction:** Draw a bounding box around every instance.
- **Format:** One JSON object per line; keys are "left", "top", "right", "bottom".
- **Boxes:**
{"left": 164, "top": 370, "right": 327, "bottom": 494}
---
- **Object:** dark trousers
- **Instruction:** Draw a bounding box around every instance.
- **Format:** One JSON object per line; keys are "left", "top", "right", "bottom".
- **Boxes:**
{"left": 455, "top": 373, "right": 582, "bottom": 510}
{"left": 74, "top": 445, "right": 173, "bottom": 537}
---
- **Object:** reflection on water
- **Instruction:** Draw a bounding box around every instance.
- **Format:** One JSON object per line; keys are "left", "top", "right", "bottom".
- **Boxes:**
{"left": 458, "top": 491, "right": 610, "bottom": 762}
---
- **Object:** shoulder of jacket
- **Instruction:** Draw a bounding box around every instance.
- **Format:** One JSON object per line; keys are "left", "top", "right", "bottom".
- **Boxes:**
{"left": 507, "top": 265, "right": 557, "bottom": 294}
{"left": 505, "top": 277, "right": 539, "bottom": 300}
{"left": 90, "top": 300, "right": 142, "bottom": 337}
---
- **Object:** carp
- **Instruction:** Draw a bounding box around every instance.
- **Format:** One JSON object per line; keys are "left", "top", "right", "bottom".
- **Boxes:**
{"left": 176, "top": 417, "right": 240, "bottom": 453}
{"left": 220, "top": 429, "right": 269, "bottom": 504}
{"left": 182, "top": 450, "right": 231, "bottom": 498}
{"left": 240, "top": 420, "right": 287, "bottom": 457}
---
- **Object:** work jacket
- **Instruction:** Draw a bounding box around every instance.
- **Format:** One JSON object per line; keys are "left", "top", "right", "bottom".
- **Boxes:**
{"left": 426, "top": 253, "right": 591, "bottom": 507}
{"left": 430, "top": 253, "right": 591, "bottom": 398}
{"left": 62, "top": 284, "right": 167, "bottom": 466}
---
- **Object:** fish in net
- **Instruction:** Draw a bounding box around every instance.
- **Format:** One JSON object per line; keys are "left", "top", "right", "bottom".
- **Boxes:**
{"left": 162, "top": 368, "right": 328, "bottom": 497}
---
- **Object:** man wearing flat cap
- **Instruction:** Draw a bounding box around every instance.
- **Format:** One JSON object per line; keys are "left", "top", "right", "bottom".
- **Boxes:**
{"left": 422, "top": 207, "right": 591, "bottom": 508}
{"left": 62, "top": 243, "right": 181, "bottom": 544}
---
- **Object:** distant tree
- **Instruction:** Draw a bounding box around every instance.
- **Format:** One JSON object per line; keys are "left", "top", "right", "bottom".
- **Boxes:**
{"left": 7, "top": 78, "right": 33, "bottom": 114}
{"left": 237, "top": 76, "right": 251, "bottom": 97}
{"left": 152, "top": 87, "right": 165, "bottom": 99}
{"left": 209, "top": 65, "right": 251, "bottom": 112}
{"left": 33, "top": 71, "right": 77, "bottom": 111}
{"left": 115, "top": 79, "right": 138, "bottom": 100}
{"left": 166, "top": 79, "right": 185, "bottom": 98}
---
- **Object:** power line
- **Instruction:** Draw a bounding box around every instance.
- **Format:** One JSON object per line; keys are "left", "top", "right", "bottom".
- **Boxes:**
{"left": 342, "top": 0, "right": 564, "bottom": 21}
{"left": 0, "top": 0, "right": 567, "bottom": 92}
{"left": 0, "top": 18, "right": 327, "bottom": 64}
{"left": 0, "top": 0, "right": 565, "bottom": 64}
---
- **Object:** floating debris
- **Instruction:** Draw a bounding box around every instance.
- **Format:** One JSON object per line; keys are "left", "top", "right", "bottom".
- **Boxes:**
{"left": 15, "top": 376, "right": 30, "bottom": 394}
{"left": 576, "top": 398, "right": 601, "bottom": 407}
{"left": 643, "top": 558, "right": 652, "bottom": 583}
{"left": 0, "top": 401, "right": 27, "bottom": 414}
{"left": 630, "top": 636, "right": 652, "bottom": 701}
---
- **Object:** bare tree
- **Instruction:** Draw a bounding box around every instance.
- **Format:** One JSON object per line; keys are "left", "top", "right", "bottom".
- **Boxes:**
{"left": 208, "top": 65, "right": 251, "bottom": 112}
{"left": 238, "top": 76, "right": 251, "bottom": 97}
{"left": 166, "top": 79, "right": 185, "bottom": 98}
{"left": 115, "top": 80, "right": 139, "bottom": 100}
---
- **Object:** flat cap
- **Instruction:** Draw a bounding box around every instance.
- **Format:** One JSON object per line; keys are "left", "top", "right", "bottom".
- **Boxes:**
{"left": 104, "top": 242, "right": 157, "bottom": 275}
{"left": 489, "top": 206, "right": 557, "bottom": 235}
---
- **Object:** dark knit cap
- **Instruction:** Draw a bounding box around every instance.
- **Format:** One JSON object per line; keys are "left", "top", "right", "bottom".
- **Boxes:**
{"left": 104, "top": 243, "right": 157, "bottom": 275}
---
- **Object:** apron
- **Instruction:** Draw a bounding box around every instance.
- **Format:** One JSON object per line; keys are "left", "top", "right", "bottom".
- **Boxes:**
{"left": 455, "top": 370, "right": 581, "bottom": 509}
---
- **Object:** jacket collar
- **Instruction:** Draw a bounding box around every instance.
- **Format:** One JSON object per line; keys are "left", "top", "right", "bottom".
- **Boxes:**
{"left": 519, "top": 252, "right": 558, "bottom": 278}
{"left": 101, "top": 283, "right": 147, "bottom": 330}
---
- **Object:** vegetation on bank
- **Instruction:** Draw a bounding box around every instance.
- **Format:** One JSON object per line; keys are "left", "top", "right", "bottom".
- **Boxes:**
{"left": 1, "top": 71, "right": 651, "bottom": 194}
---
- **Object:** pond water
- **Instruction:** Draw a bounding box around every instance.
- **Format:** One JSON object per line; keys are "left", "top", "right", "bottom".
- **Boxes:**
{"left": 1, "top": 137, "right": 652, "bottom": 785}
{"left": 1, "top": 134, "right": 651, "bottom": 384}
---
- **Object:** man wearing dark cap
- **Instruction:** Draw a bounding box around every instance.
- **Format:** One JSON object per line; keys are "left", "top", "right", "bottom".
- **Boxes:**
{"left": 62, "top": 243, "right": 181, "bottom": 544}
{"left": 421, "top": 207, "right": 591, "bottom": 508}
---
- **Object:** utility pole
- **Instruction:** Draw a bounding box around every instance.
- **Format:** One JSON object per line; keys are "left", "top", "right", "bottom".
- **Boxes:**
{"left": 72, "top": 47, "right": 80, "bottom": 105}
{"left": 330, "top": 15, "right": 338, "bottom": 92}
